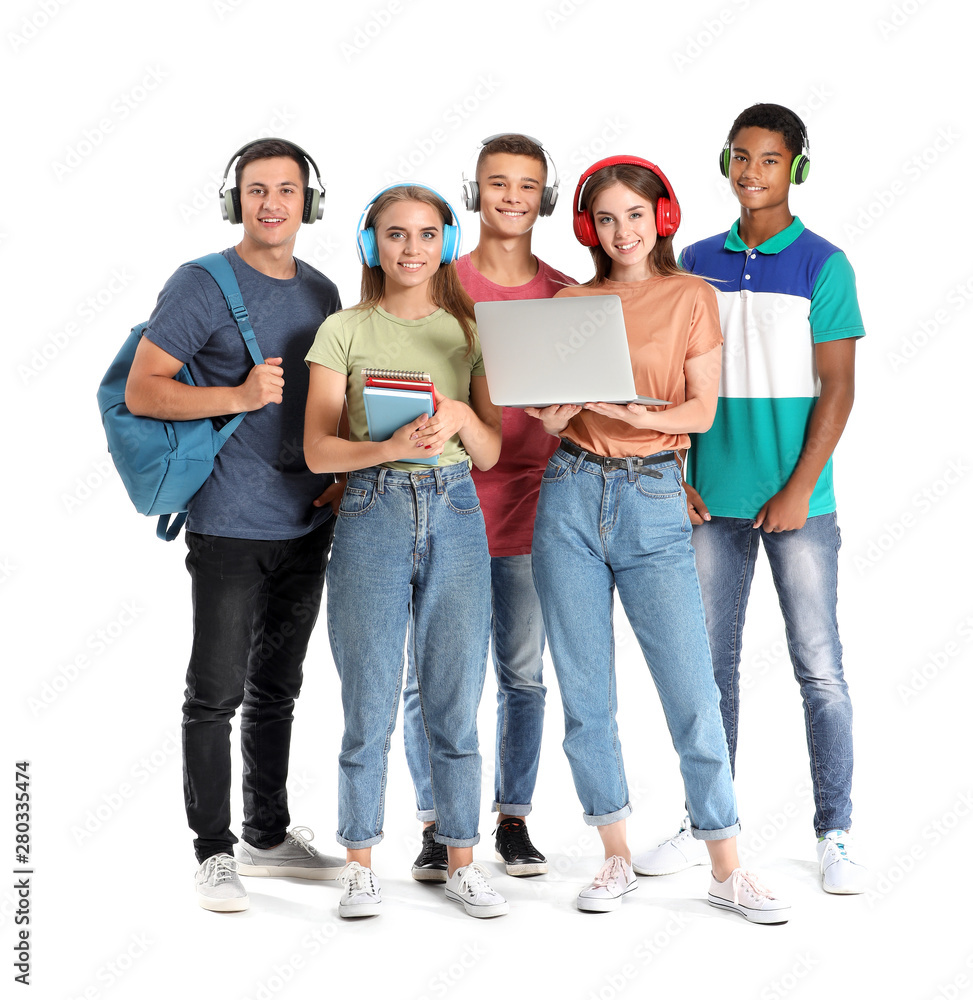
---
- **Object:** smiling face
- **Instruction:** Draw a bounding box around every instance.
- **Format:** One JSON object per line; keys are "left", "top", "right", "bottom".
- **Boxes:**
{"left": 590, "top": 182, "right": 658, "bottom": 281}
{"left": 727, "top": 126, "right": 793, "bottom": 212}
{"left": 476, "top": 152, "right": 545, "bottom": 237}
{"left": 237, "top": 155, "right": 306, "bottom": 254}
{"left": 373, "top": 198, "right": 444, "bottom": 292}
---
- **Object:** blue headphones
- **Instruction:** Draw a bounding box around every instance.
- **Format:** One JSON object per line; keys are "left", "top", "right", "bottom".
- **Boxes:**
{"left": 356, "top": 183, "right": 462, "bottom": 267}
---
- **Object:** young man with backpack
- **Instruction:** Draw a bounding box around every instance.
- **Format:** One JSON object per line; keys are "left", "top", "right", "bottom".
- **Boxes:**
{"left": 125, "top": 138, "right": 343, "bottom": 911}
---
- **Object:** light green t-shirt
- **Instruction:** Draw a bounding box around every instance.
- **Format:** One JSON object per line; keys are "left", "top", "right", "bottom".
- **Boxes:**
{"left": 305, "top": 304, "right": 485, "bottom": 471}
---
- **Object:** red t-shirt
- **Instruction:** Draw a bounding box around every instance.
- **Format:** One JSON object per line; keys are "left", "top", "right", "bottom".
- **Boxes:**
{"left": 459, "top": 253, "right": 577, "bottom": 556}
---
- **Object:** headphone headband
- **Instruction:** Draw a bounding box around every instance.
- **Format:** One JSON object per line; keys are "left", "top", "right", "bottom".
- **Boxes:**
{"left": 571, "top": 155, "right": 681, "bottom": 246}
{"left": 356, "top": 182, "right": 462, "bottom": 267}
{"left": 461, "top": 133, "right": 560, "bottom": 217}
{"left": 218, "top": 137, "right": 326, "bottom": 224}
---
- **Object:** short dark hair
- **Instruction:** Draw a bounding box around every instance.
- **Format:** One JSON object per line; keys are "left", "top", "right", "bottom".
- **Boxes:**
{"left": 727, "top": 104, "right": 807, "bottom": 159}
{"left": 235, "top": 139, "right": 309, "bottom": 190}
{"left": 476, "top": 133, "right": 547, "bottom": 181}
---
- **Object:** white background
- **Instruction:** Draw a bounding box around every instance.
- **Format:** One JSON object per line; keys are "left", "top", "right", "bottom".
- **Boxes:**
{"left": 5, "top": 1, "right": 972, "bottom": 997}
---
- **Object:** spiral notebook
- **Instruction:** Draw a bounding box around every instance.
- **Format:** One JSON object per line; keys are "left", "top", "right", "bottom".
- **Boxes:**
{"left": 361, "top": 368, "right": 438, "bottom": 466}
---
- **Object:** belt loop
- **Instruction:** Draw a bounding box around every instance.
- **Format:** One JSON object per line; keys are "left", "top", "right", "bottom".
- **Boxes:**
{"left": 561, "top": 440, "right": 585, "bottom": 474}
{"left": 377, "top": 467, "right": 387, "bottom": 494}
{"left": 625, "top": 457, "right": 636, "bottom": 483}
{"left": 433, "top": 467, "right": 444, "bottom": 494}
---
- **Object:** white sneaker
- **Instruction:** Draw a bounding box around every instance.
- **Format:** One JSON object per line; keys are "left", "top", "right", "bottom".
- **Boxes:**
{"left": 235, "top": 826, "right": 345, "bottom": 879}
{"left": 817, "top": 830, "right": 867, "bottom": 894}
{"left": 632, "top": 817, "right": 708, "bottom": 875}
{"left": 445, "top": 863, "right": 509, "bottom": 918}
{"left": 708, "top": 868, "right": 790, "bottom": 924}
{"left": 337, "top": 862, "right": 382, "bottom": 918}
{"left": 195, "top": 853, "right": 249, "bottom": 912}
{"left": 577, "top": 856, "right": 638, "bottom": 912}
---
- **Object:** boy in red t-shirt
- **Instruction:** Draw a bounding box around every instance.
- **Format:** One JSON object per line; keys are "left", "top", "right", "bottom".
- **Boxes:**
{"left": 403, "top": 133, "right": 575, "bottom": 879}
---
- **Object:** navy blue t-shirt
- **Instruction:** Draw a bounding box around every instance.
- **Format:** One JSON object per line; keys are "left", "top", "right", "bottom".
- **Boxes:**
{"left": 145, "top": 247, "right": 341, "bottom": 539}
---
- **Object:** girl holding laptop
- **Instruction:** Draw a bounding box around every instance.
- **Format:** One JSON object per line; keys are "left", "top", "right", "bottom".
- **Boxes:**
{"left": 526, "top": 156, "right": 788, "bottom": 923}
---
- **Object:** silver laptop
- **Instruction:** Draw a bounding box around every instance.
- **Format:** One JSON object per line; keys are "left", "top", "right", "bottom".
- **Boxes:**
{"left": 474, "top": 294, "right": 669, "bottom": 408}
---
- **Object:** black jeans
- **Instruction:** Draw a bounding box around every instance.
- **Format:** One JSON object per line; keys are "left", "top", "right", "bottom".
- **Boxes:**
{"left": 182, "top": 519, "right": 334, "bottom": 862}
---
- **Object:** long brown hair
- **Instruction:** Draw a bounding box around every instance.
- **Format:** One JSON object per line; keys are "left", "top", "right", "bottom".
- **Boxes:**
{"left": 355, "top": 185, "right": 477, "bottom": 355}
{"left": 579, "top": 163, "right": 683, "bottom": 285}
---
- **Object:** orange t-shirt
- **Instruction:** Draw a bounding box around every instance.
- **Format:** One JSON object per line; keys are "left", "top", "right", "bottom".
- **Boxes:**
{"left": 553, "top": 274, "right": 722, "bottom": 457}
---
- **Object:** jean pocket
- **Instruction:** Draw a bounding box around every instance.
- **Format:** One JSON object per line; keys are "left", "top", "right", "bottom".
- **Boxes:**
{"left": 337, "top": 482, "right": 376, "bottom": 517}
{"left": 541, "top": 457, "right": 570, "bottom": 484}
{"left": 443, "top": 479, "right": 481, "bottom": 514}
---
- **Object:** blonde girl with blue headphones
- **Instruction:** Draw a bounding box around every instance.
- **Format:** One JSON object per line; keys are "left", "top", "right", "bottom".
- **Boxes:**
{"left": 303, "top": 183, "right": 506, "bottom": 921}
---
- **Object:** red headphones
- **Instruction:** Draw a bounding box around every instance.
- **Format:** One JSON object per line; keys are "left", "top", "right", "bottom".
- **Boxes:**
{"left": 572, "top": 155, "right": 681, "bottom": 246}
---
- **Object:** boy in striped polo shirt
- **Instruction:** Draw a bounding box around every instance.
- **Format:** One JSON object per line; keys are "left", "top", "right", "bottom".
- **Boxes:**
{"left": 633, "top": 104, "right": 868, "bottom": 894}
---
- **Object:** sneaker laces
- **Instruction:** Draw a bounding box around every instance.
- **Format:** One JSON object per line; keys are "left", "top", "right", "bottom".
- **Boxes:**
{"left": 204, "top": 854, "right": 239, "bottom": 884}
{"left": 496, "top": 818, "right": 537, "bottom": 855}
{"left": 456, "top": 862, "right": 493, "bottom": 896}
{"left": 286, "top": 826, "right": 317, "bottom": 856}
{"left": 735, "top": 869, "right": 777, "bottom": 901}
{"left": 339, "top": 862, "right": 375, "bottom": 893}
{"left": 592, "top": 856, "right": 627, "bottom": 888}
{"left": 822, "top": 830, "right": 848, "bottom": 858}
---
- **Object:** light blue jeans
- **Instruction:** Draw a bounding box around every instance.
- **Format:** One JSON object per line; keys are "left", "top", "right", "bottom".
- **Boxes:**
{"left": 326, "top": 464, "right": 490, "bottom": 849}
{"left": 692, "top": 513, "right": 853, "bottom": 836}
{"left": 531, "top": 446, "right": 739, "bottom": 839}
{"left": 404, "top": 553, "right": 547, "bottom": 819}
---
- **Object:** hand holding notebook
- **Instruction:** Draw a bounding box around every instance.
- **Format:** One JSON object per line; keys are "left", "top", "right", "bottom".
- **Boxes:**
{"left": 361, "top": 368, "right": 439, "bottom": 466}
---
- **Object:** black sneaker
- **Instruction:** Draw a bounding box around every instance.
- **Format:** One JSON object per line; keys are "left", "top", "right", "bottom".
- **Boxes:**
{"left": 411, "top": 824, "right": 448, "bottom": 882}
{"left": 494, "top": 818, "right": 548, "bottom": 877}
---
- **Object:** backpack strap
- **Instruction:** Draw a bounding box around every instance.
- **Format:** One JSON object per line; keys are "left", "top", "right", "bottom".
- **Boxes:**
{"left": 188, "top": 253, "right": 265, "bottom": 368}
{"left": 153, "top": 253, "right": 265, "bottom": 542}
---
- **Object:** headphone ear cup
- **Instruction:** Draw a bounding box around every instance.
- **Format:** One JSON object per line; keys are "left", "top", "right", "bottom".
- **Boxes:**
{"left": 441, "top": 223, "right": 460, "bottom": 263}
{"left": 357, "top": 227, "right": 379, "bottom": 268}
{"left": 790, "top": 154, "right": 811, "bottom": 185}
{"left": 303, "top": 187, "right": 321, "bottom": 224}
{"left": 462, "top": 180, "right": 479, "bottom": 213}
{"left": 573, "top": 210, "right": 598, "bottom": 248}
{"left": 540, "top": 184, "right": 557, "bottom": 218}
{"left": 719, "top": 146, "right": 730, "bottom": 178}
{"left": 655, "top": 197, "right": 679, "bottom": 238}
{"left": 223, "top": 187, "right": 242, "bottom": 225}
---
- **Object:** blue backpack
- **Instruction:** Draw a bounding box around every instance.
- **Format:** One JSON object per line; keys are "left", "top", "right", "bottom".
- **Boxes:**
{"left": 97, "top": 253, "right": 264, "bottom": 541}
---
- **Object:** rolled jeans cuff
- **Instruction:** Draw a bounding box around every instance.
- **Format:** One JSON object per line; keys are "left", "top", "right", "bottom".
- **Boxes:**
{"left": 692, "top": 822, "right": 741, "bottom": 841}
{"left": 336, "top": 830, "right": 384, "bottom": 850}
{"left": 433, "top": 832, "right": 481, "bottom": 848}
{"left": 493, "top": 802, "right": 532, "bottom": 816}
{"left": 582, "top": 802, "right": 633, "bottom": 827}
{"left": 415, "top": 808, "right": 436, "bottom": 823}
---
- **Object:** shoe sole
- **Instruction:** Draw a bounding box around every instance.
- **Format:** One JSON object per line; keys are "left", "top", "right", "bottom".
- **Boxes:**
{"left": 338, "top": 902, "right": 382, "bottom": 918}
{"left": 445, "top": 889, "right": 509, "bottom": 918}
{"left": 631, "top": 855, "right": 709, "bottom": 876}
{"left": 496, "top": 853, "right": 548, "bottom": 877}
{"left": 197, "top": 895, "right": 249, "bottom": 912}
{"left": 822, "top": 881, "right": 866, "bottom": 895}
{"left": 577, "top": 882, "right": 638, "bottom": 912}
{"left": 707, "top": 894, "right": 790, "bottom": 924}
{"left": 411, "top": 867, "right": 448, "bottom": 883}
{"left": 236, "top": 863, "right": 344, "bottom": 880}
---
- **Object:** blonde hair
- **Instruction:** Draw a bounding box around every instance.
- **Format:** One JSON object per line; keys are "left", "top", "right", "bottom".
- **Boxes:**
{"left": 356, "top": 185, "right": 476, "bottom": 355}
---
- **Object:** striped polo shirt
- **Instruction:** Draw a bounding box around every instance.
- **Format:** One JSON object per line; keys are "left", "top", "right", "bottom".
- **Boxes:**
{"left": 682, "top": 217, "right": 865, "bottom": 518}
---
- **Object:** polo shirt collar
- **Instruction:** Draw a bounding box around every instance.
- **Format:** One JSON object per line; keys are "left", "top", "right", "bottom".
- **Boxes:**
{"left": 724, "top": 216, "right": 805, "bottom": 254}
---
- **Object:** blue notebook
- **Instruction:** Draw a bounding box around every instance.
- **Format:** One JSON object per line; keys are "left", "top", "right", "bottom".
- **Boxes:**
{"left": 362, "top": 386, "right": 438, "bottom": 466}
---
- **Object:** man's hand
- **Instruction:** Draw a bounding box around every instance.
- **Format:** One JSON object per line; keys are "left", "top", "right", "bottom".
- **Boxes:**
{"left": 313, "top": 476, "right": 346, "bottom": 515}
{"left": 237, "top": 357, "right": 284, "bottom": 410}
{"left": 684, "top": 481, "right": 710, "bottom": 526}
{"left": 753, "top": 484, "right": 811, "bottom": 532}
